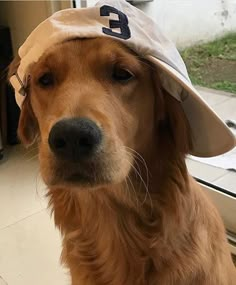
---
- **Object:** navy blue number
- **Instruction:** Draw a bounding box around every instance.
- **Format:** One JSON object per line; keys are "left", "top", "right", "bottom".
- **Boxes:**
{"left": 100, "top": 5, "right": 131, "bottom": 40}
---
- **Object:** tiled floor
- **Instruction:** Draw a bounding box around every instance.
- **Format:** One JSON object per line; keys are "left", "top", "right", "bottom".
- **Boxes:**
{"left": 0, "top": 146, "right": 69, "bottom": 285}
{"left": 0, "top": 87, "right": 235, "bottom": 284}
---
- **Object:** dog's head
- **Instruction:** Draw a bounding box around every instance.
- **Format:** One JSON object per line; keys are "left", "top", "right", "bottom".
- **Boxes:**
{"left": 9, "top": 38, "right": 191, "bottom": 188}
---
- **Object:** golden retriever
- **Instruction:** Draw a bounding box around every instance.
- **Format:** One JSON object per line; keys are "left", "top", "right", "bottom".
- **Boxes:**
{"left": 9, "top": 38, "right": 236, "bottom": 285}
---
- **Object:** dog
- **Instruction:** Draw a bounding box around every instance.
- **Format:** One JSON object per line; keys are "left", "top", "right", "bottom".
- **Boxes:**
{"left": 9, "top": 37, "right": 236, "bottom": 285}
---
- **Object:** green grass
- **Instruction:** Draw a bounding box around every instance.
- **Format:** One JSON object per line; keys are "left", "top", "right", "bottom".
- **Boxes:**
{"left": 181, "top": 33, "right": 236, "bottom": 94}
{"left": 210, "top": 81, "right": 236, "bottom": 94}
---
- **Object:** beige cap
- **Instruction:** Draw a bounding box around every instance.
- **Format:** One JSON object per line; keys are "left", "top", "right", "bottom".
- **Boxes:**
{"left": 10, "top": 0, "right": 235, "bottom": 157}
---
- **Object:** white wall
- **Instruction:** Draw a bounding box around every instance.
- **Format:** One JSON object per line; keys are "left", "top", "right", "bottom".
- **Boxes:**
{"left": 136, "top": 0, "right": 236, "bottom": 48}
{"left": 1, "top": 0, "right": 236, "bottom": 52}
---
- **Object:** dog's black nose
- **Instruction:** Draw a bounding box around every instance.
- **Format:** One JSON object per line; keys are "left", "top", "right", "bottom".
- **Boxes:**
{"left": 48, "top": 118, "right": 102, "bottom": 162}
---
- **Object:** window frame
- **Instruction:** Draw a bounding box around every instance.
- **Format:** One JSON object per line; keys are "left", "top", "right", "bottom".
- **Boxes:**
{"left": 199, "top": 179, "right": 236, "bottom": 255}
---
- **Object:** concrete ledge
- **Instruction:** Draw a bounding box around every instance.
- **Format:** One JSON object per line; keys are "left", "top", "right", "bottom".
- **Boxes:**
{"left": 195, "top": 85, "right": 236, "bottom": 98}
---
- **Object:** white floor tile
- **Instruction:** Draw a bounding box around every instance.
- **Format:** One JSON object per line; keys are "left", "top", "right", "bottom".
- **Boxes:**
{"left": 0, "top": 145, "right": 47, "bottom": 230}
{"left": 0, "top": 210, "right": 69, "bottom": 285}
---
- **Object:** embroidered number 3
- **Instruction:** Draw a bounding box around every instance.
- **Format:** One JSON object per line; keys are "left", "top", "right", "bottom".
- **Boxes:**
{"left": 100, "top": 5, "right": 131, "bottom": 40}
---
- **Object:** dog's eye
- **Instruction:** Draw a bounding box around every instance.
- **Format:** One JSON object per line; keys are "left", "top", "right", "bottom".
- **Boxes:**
{"left": 38, "top": 72, "right": 54, "bottom": 87}
{"left": 112, "top": 67, "right": 134, "bottom": 83}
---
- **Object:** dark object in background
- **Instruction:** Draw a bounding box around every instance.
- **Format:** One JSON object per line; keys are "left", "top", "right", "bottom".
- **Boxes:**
{"left": 226, "top": 119, "right": 236, "bottom": 130}
{"left": 0, "top": 26, "right": 20, "bottom": 155}
{"left": 6, "top": 84, "right": 20, "bottom": 145}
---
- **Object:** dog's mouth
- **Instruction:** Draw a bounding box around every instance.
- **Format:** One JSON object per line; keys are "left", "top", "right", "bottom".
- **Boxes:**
{"left": 40, "top": 145, "right": 133, "bottom": 189}
{"left": 46, "top": 157, "right": 110, "bottom": 187}
{"left": 40, "top": 148, "right": 132, "bottom": 188}
{"left": 67, "top": 172, "right": 91, "bottom": 183}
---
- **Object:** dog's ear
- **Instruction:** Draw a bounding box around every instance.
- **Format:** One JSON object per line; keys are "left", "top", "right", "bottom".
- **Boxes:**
{"left": 162, "top": 91, "right": 192, "bottom": 155}
{"left": 17, "top": 96, "right": 39, "bottom": 146}
{"left": 8, "top": 54, "right": 21, "bottom": 79}
{"left": 8, "top": 56, "right": 39, "bottom": 146}
{"left": 151, "top": 69, "right": 192, "bottom": 155}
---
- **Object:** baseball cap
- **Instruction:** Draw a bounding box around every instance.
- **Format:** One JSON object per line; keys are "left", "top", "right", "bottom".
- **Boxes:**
{"left": 10, "top": 0, "right": 235, "bottom": 157}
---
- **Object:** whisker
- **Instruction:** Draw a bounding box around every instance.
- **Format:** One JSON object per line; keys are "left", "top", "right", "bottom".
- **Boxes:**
{"left": 126, "top": 171, "right": 140, "bottom": 209}
{"left": 35, "top": 170, "right": 47, "bottom": 207}
{"left": 120, "top": 147, "right": 153, "bottom": 211}
{"left": 123, "top": 146, "right": 150, "bottom": 180}
{"left": 129, "top": 161, "right": 152, "bottom": 209}
{"left": 121, "top": 146, "right": 150, "bottom": 197}
{"left": 22, "top": 146, "right": 39, "bottom": 158}
{"left": 124, "top": 176, "right": 132, "bottom": 204}
{"left": 25, "top": 153, "right": 38, "bottom": 162}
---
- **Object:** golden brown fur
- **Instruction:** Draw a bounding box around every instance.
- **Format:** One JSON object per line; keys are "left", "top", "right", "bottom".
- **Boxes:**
{"left": 9, "top": 38, "right": 236, "bottom": 284}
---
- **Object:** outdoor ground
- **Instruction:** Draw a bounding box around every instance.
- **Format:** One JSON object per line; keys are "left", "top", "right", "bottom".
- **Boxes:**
{"left": 181, "top": 33, "right": 236, "bottom": 94}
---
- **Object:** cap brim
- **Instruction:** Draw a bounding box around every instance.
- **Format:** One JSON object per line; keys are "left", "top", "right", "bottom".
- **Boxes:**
{"left": 147, "top": 55, "right": 236, "bottom": 158}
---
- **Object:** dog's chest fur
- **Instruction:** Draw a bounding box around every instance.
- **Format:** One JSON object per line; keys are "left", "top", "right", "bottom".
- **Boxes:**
{"left": 47, "top": 177, "right": 235, "bottom": 285}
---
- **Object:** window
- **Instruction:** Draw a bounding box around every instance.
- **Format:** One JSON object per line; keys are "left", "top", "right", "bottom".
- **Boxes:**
{"left": 74, "top": 0, "right": 236, "bottom": 255}
{"left": 130, "top": 0, "right": 236, "bottom": 254}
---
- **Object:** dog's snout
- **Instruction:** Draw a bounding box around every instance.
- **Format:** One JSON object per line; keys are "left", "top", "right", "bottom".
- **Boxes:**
{"left": 48, "top": 118, "right": 102, "bottom": 162}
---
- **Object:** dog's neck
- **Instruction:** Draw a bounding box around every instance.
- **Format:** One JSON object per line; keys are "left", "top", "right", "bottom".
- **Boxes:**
{"left": 47, "top": 146, "right": 192, "bottom": 284}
